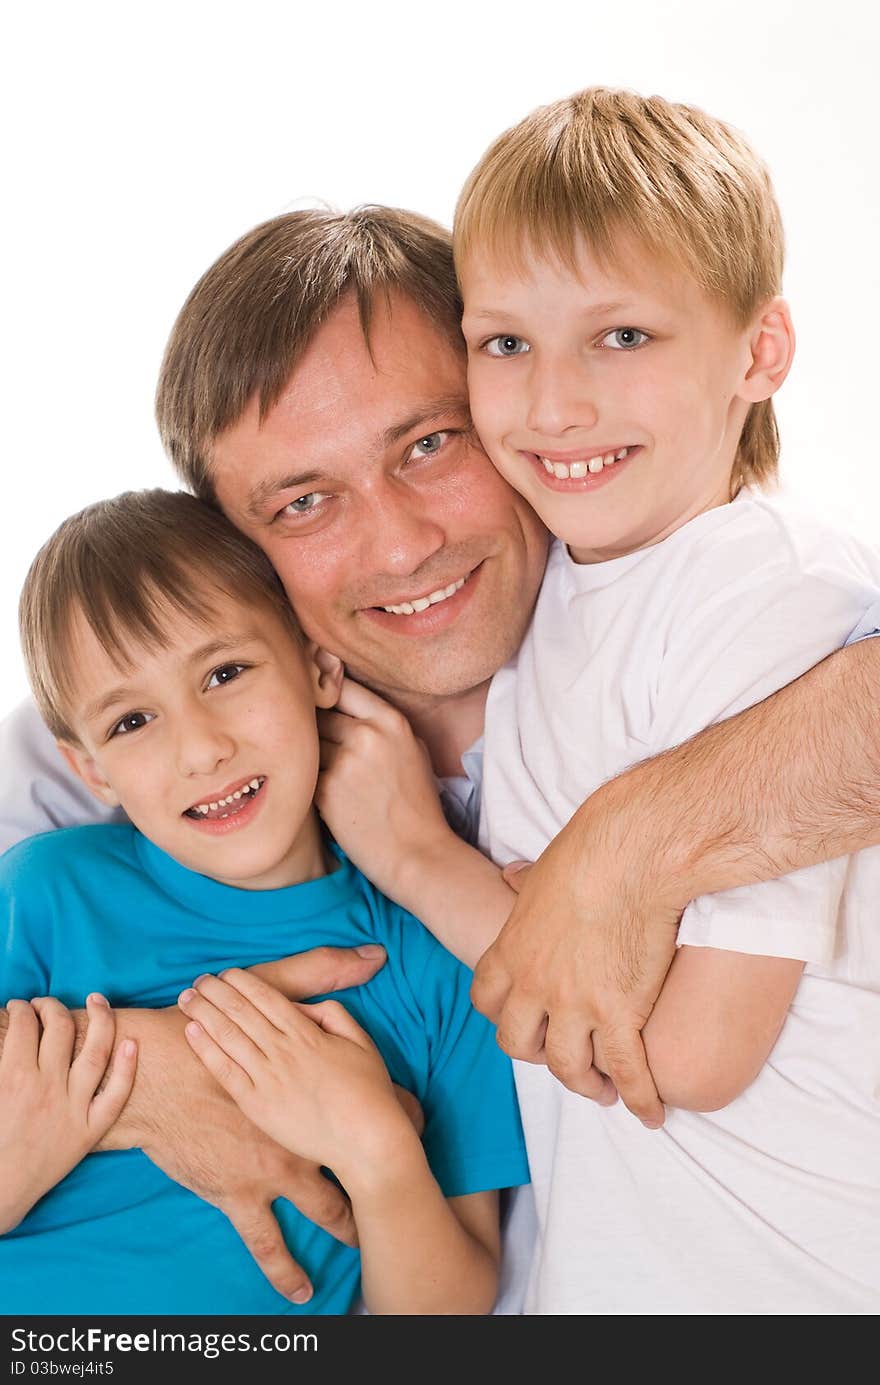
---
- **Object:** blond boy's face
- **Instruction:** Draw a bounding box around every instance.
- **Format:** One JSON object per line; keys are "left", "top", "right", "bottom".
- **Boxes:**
{"left": 460, "top": 237, "right": 790, "bottom": 563}
{"left": 59, "top": 591, "right": 338, "bottom": 890}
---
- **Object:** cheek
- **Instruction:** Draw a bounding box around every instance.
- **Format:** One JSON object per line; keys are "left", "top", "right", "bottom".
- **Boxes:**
{"left": 467, "top": 364, "right": 511, "bottom": 438}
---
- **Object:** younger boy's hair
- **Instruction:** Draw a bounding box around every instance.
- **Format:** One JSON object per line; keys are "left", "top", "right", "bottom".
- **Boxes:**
{"left": 155, "top": 206, "right": 462, "bottom": 500}
{"left": 20, "top": 489, "right": 302, "bottom": 743}
{"left": 454, "top": 87, "right": 785, "bottom": 491}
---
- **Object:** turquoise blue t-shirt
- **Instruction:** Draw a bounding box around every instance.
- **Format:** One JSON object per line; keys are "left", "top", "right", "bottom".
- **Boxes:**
{"left": 0, "top": 825, "right": 528, "bottom": 1315}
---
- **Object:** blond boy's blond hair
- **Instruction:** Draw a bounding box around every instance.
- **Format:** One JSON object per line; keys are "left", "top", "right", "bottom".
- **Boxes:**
{"left": 454, "top": 87, "right": 785, "bottom": 490}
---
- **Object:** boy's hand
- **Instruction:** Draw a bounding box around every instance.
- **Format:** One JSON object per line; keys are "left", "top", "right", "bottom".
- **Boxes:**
{"left": 471, "top": 800, "right": 680, "bottom": 1130}
{"left": 316, "top": 677, "right": 452, "bottom": 901}
{"left": 112, "top": 944, "right": 387, "bottom": 1306}
{"left": 0, "top": 993, "right": 137, "bottom": 1233}
{"left": 179, "top": 969, "right": 415, "bottom": 1188}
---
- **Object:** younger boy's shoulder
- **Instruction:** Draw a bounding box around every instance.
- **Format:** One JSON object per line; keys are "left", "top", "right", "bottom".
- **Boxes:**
{"left": 0, "top": 822, "right": 139, "bottom": 891}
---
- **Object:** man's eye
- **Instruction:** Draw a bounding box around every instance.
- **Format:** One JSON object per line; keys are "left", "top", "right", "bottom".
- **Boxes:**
{"left": 206, "top": 663, "right": 247, "bottom": 690}
{"left": 601, "top": 328, "right": 650, "bottom": 350}
{"left": 408, "top": 431, "right": 451, "bottom": 460}
{"left": 279, "top": 492, "right": 329, "bottom": 518}
{"left": 110, "top": 711, "right": 153, "bottom": 738}
{"left": 483, "top": 335, "right": 530, "bottom": 358}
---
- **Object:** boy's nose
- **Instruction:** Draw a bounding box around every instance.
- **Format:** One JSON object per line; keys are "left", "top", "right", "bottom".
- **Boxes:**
{"left": 526, "top": 358, "right": 599, "bottom": 438}
{"left": 176, "top": 713, "right": 236, "bottom": 778}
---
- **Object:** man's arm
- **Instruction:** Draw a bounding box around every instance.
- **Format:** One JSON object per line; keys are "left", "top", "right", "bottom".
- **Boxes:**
{"left": 473, "top": 634, "right": 880, "bottom": 1122}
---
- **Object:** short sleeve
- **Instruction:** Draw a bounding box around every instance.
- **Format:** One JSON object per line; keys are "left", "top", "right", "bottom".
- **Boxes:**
{"left": 846, "top": 600, "right": 880, "bottom": 645}
{"left": 404, "top": 924, "right": 529, "bottom": 1199}
{"left": 653, "top": 508, "right": 878, "bottom": 964}
{"left": 0, "top": 836, "right": 54, "bottom": 999}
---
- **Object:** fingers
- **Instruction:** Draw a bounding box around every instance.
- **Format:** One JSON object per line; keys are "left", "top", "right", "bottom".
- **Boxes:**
{"left": 294, "top": 997, "right": 377, "bottom": 1054}
{"left": 29, "top": 995, "right": 75, "bottom": 1073}
{"left": 68, "top": 993, "right": 115, "bottom": 1101}
{"left": 250, "top": 944, "right": 386, "bottom": 1000}
{"left": 317, "top": 710, "right": 357, "bottom": 746}
{"left": 500, "top": 861, "right": 534, "bottom": 893}
{"left": 470, "top": 948, "right": 511, "bottom": 1024}
{"left": 392, "top": 1083, "right": 426, "bottom": 1137}
{"left": 87, "top": 1036, "right": 138, "bottom": 1134}
{"left": 1, "top": 998, "right": 40, "bottom": 1069}
{"left": 179, "top": 975, "right": 276, "bottom": 1071}
{"left": 597, "top": 1029, "right": 665, "bottom": 1129}
{"left": 543, "top": 1011, "right": 618, "bottom": 1105}
{"left": 182, "top": 1015, "right": 255, "bottom": 1101}
{"left": 223, "top": 1202, "right": 314, "bottom": 1305}
{"left": 493, "top": 1002, "right": 548, "bottom": 1065}
{"left": 333, "top": 676, "right": 403, "bottom": 725}
{"left": 279, "top": 1164, "right": 358, "bottom": 1249}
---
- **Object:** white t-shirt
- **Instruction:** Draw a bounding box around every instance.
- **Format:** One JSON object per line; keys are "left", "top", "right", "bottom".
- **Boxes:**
{"left": 482, "top": 490, "right": 880, "bottom": 1315}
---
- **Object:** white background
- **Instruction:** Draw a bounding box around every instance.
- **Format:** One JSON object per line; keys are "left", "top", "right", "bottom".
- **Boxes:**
{"left": 3, "top": 0, "right": 878, "bottom": 720}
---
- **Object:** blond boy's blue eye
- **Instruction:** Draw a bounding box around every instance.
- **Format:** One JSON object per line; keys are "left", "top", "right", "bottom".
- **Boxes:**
{"left": 602, "top": 328, "right": 649, "bottom": 350}
{"left": 484, "top": 335, "right": 530, "bottom": 358}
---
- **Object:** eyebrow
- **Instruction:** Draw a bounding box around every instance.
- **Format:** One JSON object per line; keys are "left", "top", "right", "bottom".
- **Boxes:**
{"left": 462, "top": 300, "right": 634, "bottom": 322}
{"left": 80, "top": 634, "right": 264, "bottom": 726}
{"left": 245, "top": 394, "right": 471, "bottom": 518}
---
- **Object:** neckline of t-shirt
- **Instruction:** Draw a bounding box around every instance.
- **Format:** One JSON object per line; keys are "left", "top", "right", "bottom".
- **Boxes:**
{"left": 554, "top": 491, "right": 757, "bottom": 593}
{"left": 133, "top": 830, "right": 360, "bottom": 923}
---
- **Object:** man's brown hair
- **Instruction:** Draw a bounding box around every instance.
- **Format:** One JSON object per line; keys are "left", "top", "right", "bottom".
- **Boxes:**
{"left": 454, "top": 87, "right": 786, "bottom": 490}
{"left": 156, "top": 206, "right": 462, "bottom": 499}
{"left": 20, "top": 489, "right": 301, "bottom": 743}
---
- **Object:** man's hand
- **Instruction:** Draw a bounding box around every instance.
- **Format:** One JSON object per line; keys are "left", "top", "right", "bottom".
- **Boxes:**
{"left": 111, "top": 945, "right": 388, "bottom": 1304}
{"left": 471, "top": 800, "right": 681, "bottom": 1129}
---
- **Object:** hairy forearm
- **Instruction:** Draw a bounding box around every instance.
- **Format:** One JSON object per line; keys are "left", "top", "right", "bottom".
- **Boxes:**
{"left": 0, "top": 1004, "right": 175, "bottom": 1150}
{"left": 582, "top": 641, "right": 880, "bottom": 910}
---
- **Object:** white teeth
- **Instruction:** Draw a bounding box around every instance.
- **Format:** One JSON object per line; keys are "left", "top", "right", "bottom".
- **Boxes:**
{"left": 539, "top": 447, "right": 632, "bottom": 480}
{"left": 190, "top": 778, "right": 264, "bottom": 818}
{"left": 382, "top": 575, "right": 467, "bottom": 616}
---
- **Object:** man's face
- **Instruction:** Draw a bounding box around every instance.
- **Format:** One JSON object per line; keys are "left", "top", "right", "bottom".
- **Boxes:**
{"left": 210, "top": 294, "right": 549, "bottom": 707}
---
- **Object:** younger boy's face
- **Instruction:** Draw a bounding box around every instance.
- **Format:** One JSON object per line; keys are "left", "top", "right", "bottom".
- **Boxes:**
{"left": 59, "top": 590, "right": 338, "bottom": 890}
{"left": 460, "top": 236, "right": 789, "bottom": 563}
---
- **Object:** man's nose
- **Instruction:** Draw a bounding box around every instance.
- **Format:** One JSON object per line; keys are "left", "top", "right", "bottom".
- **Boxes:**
{"left": 175, "top": 708, "right": 236, "bottom": 778}
{"left": 365, "top": 481, "right": 447, "bottom": 576}
{"left": 525, "top": 355, "right": 599, "bottom": 438}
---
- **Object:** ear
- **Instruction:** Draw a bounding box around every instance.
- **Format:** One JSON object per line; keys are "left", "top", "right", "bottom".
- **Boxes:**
{"left": 737, "top": 296, "right": 796, "bottom": 403}
{"left": 56, "top": 741, "right": 121, "bottom": 808}
{"left": 305, "top": 643, "right": 345, "bottom": 710}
